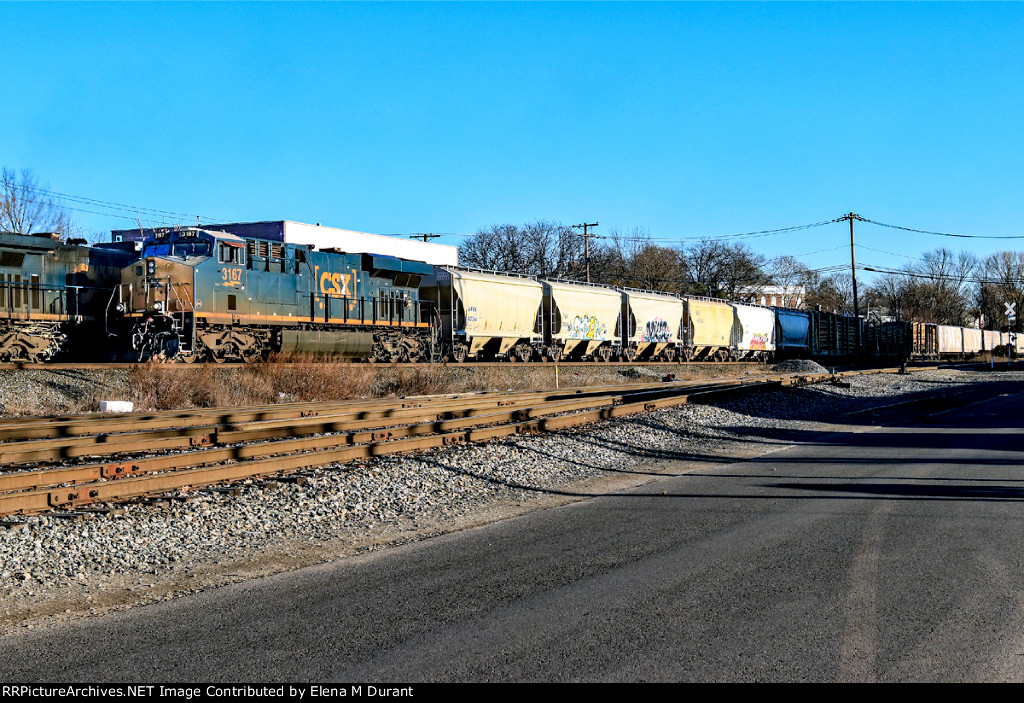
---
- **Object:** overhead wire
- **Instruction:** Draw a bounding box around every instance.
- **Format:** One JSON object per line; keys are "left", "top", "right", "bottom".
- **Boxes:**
{"left": 7, "top": 181, "right": 230, "bottom": 226}
{"left": 860, "top": 217, "right": 1024, "bottom": 240}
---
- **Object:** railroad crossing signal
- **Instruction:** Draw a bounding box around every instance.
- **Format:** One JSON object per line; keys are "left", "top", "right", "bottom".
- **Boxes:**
{"left": 1006, "top": 302, "right": 1016, "bottom": 321}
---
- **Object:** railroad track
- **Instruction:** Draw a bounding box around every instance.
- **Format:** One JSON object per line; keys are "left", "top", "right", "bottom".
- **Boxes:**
{"left": 0, "top": 360, "right": 768, "bottom": 371}
{"left": 0, "top": 366, "right": 921, "bottom": 518}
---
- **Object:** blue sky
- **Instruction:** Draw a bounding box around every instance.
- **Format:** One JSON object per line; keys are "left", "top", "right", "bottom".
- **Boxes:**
{"left": 3, "top": 2, "right": 1023, "bottom": 281}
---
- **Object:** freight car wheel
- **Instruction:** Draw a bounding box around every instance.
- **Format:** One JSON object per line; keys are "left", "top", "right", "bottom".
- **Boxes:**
{"left": 453, "top": 345, "right": 468, "bottom": 363}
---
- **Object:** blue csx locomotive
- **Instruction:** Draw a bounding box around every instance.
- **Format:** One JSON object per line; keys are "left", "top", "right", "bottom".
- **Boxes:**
{"left": 0, "top": 231, "right": 138, "bottom": 361}
{"left": 108, "top": 227, "right": 435, "bottom": 362}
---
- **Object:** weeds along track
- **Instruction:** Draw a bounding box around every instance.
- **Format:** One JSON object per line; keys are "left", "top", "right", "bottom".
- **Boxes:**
{"left": 0, "top": 367, "right": 913, "bottom": 518}
{"left": 0, "top": 361, "right": 767, "bottom": 371}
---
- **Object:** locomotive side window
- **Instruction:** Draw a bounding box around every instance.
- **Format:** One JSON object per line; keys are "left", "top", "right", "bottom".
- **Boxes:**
{"left": 218, "top": 242, "right": 245, "bottom": 265}
{"left": 0, "top": 252, "right": 24, "bottom": 267}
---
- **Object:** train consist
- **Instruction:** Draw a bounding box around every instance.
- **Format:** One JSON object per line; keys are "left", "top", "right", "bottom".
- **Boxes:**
{"left": 1, "top": 226, "right": 1018, "bottom": 363}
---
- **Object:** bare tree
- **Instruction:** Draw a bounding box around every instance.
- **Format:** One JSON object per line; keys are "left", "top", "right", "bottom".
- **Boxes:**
{"left": 979, "top": 250, "right": 1024, "bottom": 328}
{"left": 680, "top": 239, "right": 726, "bottom": 297}
{"left": 908, "top": 248, "right": 978, "bottom": 325}
{"left": 807, "top": 273, "right": 854, "bottom": 313}
{"left": 767, "top": 255, "right": 814, "bottom": 308}
{"left": 865, "top": 272, "right": 912, "bottom": 321}
{"left": 459, "top": 220, "right": 579, "bottom": 278}
{"left": 0, "top": 167, "right": 75, "bottom": 237}
{"left": 714, "top": 243, "right": 769, "bottom": 301}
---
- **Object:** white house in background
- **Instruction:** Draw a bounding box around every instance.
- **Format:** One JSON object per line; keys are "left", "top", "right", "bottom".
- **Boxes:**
{"left": 736, "top": 284, "right": 806, "bottom": 309}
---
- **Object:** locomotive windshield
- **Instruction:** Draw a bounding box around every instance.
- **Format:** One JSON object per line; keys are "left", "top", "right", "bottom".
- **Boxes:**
{"left": 171, "top": 240, "right": 212, "bottom": 258}
{"left": 140, "top": 230, "right": 213, "bottom": 259}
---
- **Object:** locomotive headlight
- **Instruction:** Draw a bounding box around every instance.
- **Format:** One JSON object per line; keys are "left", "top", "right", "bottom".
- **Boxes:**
{"left": 146, "top": 259, "right": 156, "bottom": 276}
{"left": 153, "top": 301, "right": 163, "bottom": 312}
{"left": 115, "top": 303, "right": 125, "bottom": 313}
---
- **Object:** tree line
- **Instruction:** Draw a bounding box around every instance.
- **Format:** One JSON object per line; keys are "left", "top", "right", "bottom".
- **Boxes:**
{"left": 461, "top": 220, "right": 1024, "bottom": 329}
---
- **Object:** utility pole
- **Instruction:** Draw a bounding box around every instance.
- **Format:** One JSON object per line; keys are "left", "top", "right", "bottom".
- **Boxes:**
{"left": 408, "top": 233, "right": 441, "bottom": 243}
{"left": 838, "top": 212, "right": 864, "bottom": 350}
{"left": 572, "top": 222, "right": 599, "bottom": 282}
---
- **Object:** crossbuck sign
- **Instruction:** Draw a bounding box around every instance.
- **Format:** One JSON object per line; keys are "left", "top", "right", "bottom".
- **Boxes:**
{"left": 1006, "top": 302, "right": 1017, "bottom": 321}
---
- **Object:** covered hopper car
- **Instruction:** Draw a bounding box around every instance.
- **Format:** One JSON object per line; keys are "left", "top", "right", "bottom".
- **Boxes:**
{"left": 621, "top": 288, "right": 684, "bottom": 362}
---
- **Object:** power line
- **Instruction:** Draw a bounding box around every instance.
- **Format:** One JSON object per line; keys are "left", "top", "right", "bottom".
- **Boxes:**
{"left": 861, "top": 217, "right": 1024, "bottom": 240}
{"left": 858, "top": 245, "right": 924, "bottom": 261}
{"left": 857, "top": 262, "right": 1022, "bottom": 286}
{"left": 8, "top": 181, "right": 228, "bottom": 223}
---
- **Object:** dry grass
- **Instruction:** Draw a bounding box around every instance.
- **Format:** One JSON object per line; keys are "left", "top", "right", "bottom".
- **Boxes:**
{"left": 124, "top": 362, "right": 466, "bottom": 411}
{"left": 109, "top": 360, "right": 763, "bottom": 413}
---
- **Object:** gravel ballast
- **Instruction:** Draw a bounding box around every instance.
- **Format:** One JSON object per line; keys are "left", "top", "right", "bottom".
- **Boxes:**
{"left": 0, "top": 366, "right": 1016, "bottom": 632}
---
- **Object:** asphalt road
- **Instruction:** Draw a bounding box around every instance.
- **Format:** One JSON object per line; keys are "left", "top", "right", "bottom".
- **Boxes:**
{"left": 3, "top": 388, "right": 1024, "bottom": 682}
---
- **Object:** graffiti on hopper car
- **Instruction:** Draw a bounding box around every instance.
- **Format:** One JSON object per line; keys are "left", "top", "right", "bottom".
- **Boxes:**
{"left": 641, "top": 318, "right": 672, "bottom": 343}
{"left": 749, "top": 332, "right": 769, "bottom": 350}
{"left": 565, "top": 315, "right": 608, "bottom": 340}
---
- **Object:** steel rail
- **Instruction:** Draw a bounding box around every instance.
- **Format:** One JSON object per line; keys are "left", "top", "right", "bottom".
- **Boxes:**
{"left": 0, "top": 378, "right": 794, "bottom": 516}
{"left": 0, "top": 378, "right": 761, "bottom": 466}
{"left": 0, "top": 365, "right": 941, "bottom": 516}
{"left": 0, "top": 376, "right": 738, "bottom": 442}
